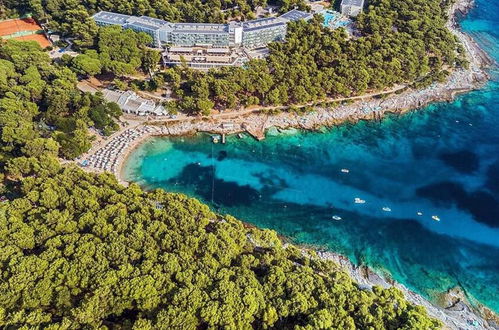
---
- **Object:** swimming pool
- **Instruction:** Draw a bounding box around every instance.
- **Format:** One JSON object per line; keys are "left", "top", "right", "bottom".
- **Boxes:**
{"left": 322, "top": 10, "right": 338, "bottom": 27}
{"left": 321, "top": 10, "right": 349, "bottom": 29}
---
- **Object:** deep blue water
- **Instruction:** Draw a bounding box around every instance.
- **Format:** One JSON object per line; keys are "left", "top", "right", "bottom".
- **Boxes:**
{"left": 123, "top": 1, "right": 499, "bottom": 313}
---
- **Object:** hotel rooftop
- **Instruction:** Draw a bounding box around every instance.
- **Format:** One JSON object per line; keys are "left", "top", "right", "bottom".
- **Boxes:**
{"left": 92, "top": 11, "right": 132, "bottom": 25}
{"left": 93, "top": 9, "right": 312, "bottom": 35}
{"left": 341, "top": 0, "right": 364, "bottom": 6}
{"left": 279, "top": 9, "right": 314, "bottom": 22}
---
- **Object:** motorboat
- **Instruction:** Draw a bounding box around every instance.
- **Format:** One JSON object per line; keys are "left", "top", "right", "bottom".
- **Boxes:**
{"left": 354, "top": 198, "right": 366, "bottom": 204}
{"left": 382, "top": 207, "right": 392, "bottom": 212}
{"left": 332, "top": 215, "right": 342, "bottom": 221}
{"left": 341, "top": 168, "right": 350, "bottom": 173}
{"left": 417, "top": 212, "right": 423, "bottom": 216}
{"left": 432, "top": 215, "right": 441, "bottom": 222}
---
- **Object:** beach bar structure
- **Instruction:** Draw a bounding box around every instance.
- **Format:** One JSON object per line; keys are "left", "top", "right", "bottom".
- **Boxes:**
{"left": 92, "top": 9, "right": 313, "bottom": 49}
{"left": 102, "top": 89, "right": 167, "bottom": 116}
{"left": 340, "top": 0, "right": 365, "bottom": 17}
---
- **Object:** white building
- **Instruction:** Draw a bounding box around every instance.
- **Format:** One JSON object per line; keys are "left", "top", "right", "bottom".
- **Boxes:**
{"left": 102, "top": 89, "right": 167, "bottom": 116}
{"left": 92, "top": 9, "right": 313, "bottom": 49}
{"left": 163, "top": 47, "right": 249, "bottom": 70}
{"left": 340, "top": 0, "right": 365, "bottom": 17}
{"left": 125, "top": 16, "right": 171, "bottom": 48}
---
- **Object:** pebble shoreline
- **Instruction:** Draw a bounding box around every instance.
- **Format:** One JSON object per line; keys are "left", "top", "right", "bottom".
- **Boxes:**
{"left": 315, "top": 250, "right": 498, "bottom": 330}
{"left": 78, "top": 0, "right": 498, "bottom": 327}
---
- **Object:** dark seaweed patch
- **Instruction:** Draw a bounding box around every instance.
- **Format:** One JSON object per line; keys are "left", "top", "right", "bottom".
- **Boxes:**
{"left": 170, "top": 163, "right": 260, "bottom": 207}
{"left": 438, "top": 150, "right": 479, "bottom": 174}
{"left": 217, "top": 150, "right": 228, "bottom": 161}
{"left": 486, "top": 161, "right": 499, "bottom": 194}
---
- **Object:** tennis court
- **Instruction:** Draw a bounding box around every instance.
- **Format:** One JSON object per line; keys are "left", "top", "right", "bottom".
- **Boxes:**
{"left": 15, "top": 34, "right": 52, "bottom": 47}
{"left": 0, "top": 18, "right": 41, "bottom": 36}
{"left": 0, "top": 18, "right": 51, "bottom": 48}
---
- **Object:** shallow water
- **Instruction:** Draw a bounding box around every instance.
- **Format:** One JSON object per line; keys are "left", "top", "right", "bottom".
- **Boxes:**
{"left": 124, "top": 1, "right": 499, "bottom": 313}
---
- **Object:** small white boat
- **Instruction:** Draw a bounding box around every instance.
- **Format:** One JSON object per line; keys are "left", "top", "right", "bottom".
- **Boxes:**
{"left": 382, "top": 207, "right": 392, "bottom": 212}
{"left": 332, "top": 215, "right": 342, "bottom": 221}
{"left": 417, "top": 212, "right": 423, "bottom": 216}
{"left": 432, "top": 215, "right": 441, "bottom": 222}
{"left": 354, "top": 198, "right": 366, "bottom": 204}
{"left": 341, "top": 168, "right": 350, "bottom": 173}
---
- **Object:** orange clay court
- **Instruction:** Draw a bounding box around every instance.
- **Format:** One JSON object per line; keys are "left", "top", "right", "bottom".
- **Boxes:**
{"left": 0, "top": 18, "right": 51, "bottom": 48}
{"left": 14, "top": 33, "right": 52, "bottom": 48}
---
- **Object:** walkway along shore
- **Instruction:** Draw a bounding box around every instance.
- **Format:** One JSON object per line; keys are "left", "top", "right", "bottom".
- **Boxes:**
{"left": 77, "top": 0, "right": 499, "bottom": 328}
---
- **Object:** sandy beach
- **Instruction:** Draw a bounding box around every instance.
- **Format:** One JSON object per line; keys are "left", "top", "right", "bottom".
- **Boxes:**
{"left": 76, "top": 0, "right": 499, "bottom": 327}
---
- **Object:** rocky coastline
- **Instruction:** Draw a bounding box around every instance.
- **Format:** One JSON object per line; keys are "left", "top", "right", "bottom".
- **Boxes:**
{"left": 314, "top": 250, "right": 499, "bottom": 330}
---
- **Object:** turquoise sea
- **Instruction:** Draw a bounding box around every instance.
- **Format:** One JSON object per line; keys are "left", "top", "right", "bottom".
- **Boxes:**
{"left": 123, "top": 0, "right": 499, "bottom": 314}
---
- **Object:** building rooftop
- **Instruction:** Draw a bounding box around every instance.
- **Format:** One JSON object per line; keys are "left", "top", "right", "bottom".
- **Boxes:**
{"left": 126, "top": 16, "right": 170, "bottom": 32}
{"left": 93, "top": 9, "right": 313, "bottom": 46}
{"left": 126, "top": 21, "right": 160, "bottom": 31}
{"left": 172, "top": 22, "right": 229, "bottom": 33}
{"left": 93, "top": 11, "right": 131, "bottom": 25}
{"left": 207, "top": 48, "right": 231, "bottom": 54}
{"left": 138, "top": 16, "right": 169, "bottom": 26}
{"left": 93, "top": 9, "right": 312, "bottom": 32}
{"left": 341, "top": 0, "right": 365, "bottom": 7}
{"left": 245, "top": 21, "right": 286, "bottom": 32}
{"left": 243, "top": 17, "right": 280, "bottom": 29}
{"left": 169, "top": 46, "right": 195, "bottom": 52}
{"left": 279, "top": 9, "right": 314, "bottom": 22}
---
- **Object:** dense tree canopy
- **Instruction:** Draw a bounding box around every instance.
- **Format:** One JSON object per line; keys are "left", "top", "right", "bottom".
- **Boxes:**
{"left": 0, "top": 40, "right": 122, "bottom": 161}
{"left": 68, "top": 25, "right": 160, "bottom": 79}
{"left": 0, "top": 166, "right": 442, "bottom": 328}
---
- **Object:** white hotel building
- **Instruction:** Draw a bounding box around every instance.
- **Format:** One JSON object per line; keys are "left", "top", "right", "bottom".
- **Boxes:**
{"left": 92, "top": 9, "right": 313, "bottom": 49}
